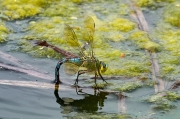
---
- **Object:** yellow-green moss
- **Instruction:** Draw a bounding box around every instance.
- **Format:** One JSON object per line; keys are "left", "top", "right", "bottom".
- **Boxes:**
{"left": 145, "top": 91, "right": 180, "bottom": 110}
{"left": 129, "top": 30, "right": 160, "bottom": 51}
{"left": 134, "top": 0, "right": 175, "bottom": 8}
{"left": 109, "top": 18, "right": 135, "bottom": 32}
{"left": 153, "top": 22, "right": 180, "bottom": 78}
{"left": 0, "top": 0, "right": 58, "bottom": 20}
{"left": 18, "top": 40, "right": 62, "bottom": 59}
{"left": 112, "top": 81, "right": 142, "bottom": 92}
{"left": 69, "top": 113, "right": 132, "bottom": 119}
{"left": 107, "top": 31, "right": 125, "bottom": 42}
{"left": 164, "top": 3, "right": 180, "bottom": 27}
{"left": 2, "top": 1, "right": 40, "bottom": 20}
{"left": 161, "top": 65, "right": 175, "bottom": 75}
{"left": 104, "top": 58, "right": 150, "bottom": 77}
{"left": 134, "top": 0, "right": 154, "bottom": 7}
{"left": 92, "top": 82, "right": 113, "bottom": 89}
{"left": 68, "top": 0, "right": 93, "bottom": 3}
{"left": 154, "top": 26, "right": 180, "bottom": 55}
{"left": 159, "top": 54, "right": 179, "bottom": 65}
{"left": 155, "top": 0, "right": 175, "bottom": 2}
{"left": 0, "top": 21, "right": 8, "bottom": 42}
{"left": 42, "top": 1, "right": 79, "bottom": 17}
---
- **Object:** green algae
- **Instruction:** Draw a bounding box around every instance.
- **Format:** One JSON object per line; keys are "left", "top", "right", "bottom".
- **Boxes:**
{"left": 102, "top": 50, "right": 150, "bottom": 76}
{"left": 0, "top": 0, "right": 52, "bottom": 20}
{"left": 152, "top": 16, "right": 180, "bottom": 78}
{"left": 16, "top": 17, "right": 67, "bottom": 58}
{"left": 163, "top": 2, "right": 180, "bottom": 27}
{"left": 0, "top": 20, "right": 8, "bottom": 42}
{"left": 109, "top": 18, "right": 135, "bottom": 32}
{"left": 158, "top": 53, "right": 180, "bottom": 77}
{"left": 104, "top": 61, "right": 150, "bottom": 77}
{"left": 134, "top": 0, "right": 176, "bottom": 8}
{"left": 92, "top": 82, "right": 113, "bottom": 89}
{"left": 152, "top": 98, "right": 175, "bottom": 111}
{"left": 128, "top": 30, "right": 160, "bottom": 52}
{"left": 18, "top": 40, "right": 62, "bottom": 59}
{"left": 134, "top": 0, "right": 154, "bottom": 7}
{"left": 112, "top": 81, "right": 142, "bottom": 92}
{"left": 66, "top": 113, "right": 132, "bottom": 119}
{"left": 165, "top": 91, "right": 180, "bottom": 101}
{"left": 42, "top": 1, "right": 80, "bottom": 17}
{"left": 144, "top": 91, "right": 180, "bottom": 110}
{"left": 143, "top": 79, "right": 157, "bottom": 87}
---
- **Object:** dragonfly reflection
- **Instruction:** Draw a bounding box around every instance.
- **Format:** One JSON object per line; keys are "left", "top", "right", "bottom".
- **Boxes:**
{"left": 54, "top": 83, "right": 109, "bottom": 113}
{"left": 55, "top": 16, "right": 107, "bottom": 87}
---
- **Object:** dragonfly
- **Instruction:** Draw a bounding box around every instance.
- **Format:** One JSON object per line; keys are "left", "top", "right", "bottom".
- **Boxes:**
{"left": 55, "top": 16, "right": 108, "bottom": 87}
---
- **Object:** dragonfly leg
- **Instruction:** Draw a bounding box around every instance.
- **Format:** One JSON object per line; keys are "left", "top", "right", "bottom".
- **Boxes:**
{"left": 74, "top": 70, "right": 87, "bottom": 85}
{"left": 97, "top": 69, "right": 107, "bottom": 83}
{"left": 94, "top": 72, "right": 98, "bottom": 89}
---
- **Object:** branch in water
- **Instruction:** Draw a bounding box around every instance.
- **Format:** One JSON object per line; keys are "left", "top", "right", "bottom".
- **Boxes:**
{"left": 35, "top": 40, "right": 78, "bottom": 58}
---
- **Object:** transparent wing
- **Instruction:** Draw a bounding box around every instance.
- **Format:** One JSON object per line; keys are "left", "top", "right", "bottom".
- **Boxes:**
{"left": 83, "top": 16, "right": 95, "bottom": 45}
{"left": 63, "top": 62, "right": 87, "bottom": 76}
{"left": 83, "top": 16, "right": 95, "bottom": 57}
{"left": 63, "top": 63, "right": 80, "bottom": 76}
{"left": 64, "top": 24, "right": 85, "bottom": 57}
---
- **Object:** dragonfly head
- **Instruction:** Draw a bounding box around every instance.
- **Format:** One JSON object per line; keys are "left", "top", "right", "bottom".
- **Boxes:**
{"left": 100, "top": 61, "right": 108, "bottom": 73}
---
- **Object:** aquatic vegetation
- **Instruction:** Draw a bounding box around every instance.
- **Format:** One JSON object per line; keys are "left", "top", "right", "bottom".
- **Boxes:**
{"left": 152, "top": 98, "right": 175, "bottom": 111}
{"left": 0, "top": 20, "right": 8, "bottom": 42}
{"left": 154, "top": 0, "right": 175, "bottom": 2}
{"left": 18, "top": 17, "right": 67, "bottom": 58}
{"left": 134, "top": 0, "right": 176, "bottom": 8}
{"left": 106, "top": 31, "right": 125, "bottom": 42}
{"left": 144, "top": 91, "right": 180, "bottom": 110}
{"left": 153, "top": 20, "right": 180, "bottom": 78}
{"left": 134, "top": 0, "right": 154, "bottom": 7}
{"left": 67, "top": 0, "right": 93, "bottom": 4}
{"left": 0, "top": 0, "right": 53, "bottom": 20}
{"left": 128, "top": 30, "right": 160, "bottom": 52}
{"left": 109, "top": 18, "right": 135, "bottom": 32}
{"left": 92, "top": 81, "right": 112, "bottom": 89}
{"left": 163, "top": 2, "right": 180, "bottom": 27}
{"left": 18, "top": 40, "right": 62, "bottom": 59}
{"left": 103, "top": 51, "right": 150, "bottom": 76}
{"left": 66, "top": 113, "right": 132, "bottom": 119}
{"left": 42, "top": 1, "right": 80, "bottom": 17}
{"left": 164, "top": 91, "right": 180, "bottom": 101}
{"left": 112, "top": 81, "right": 142, "bottom": 92}
{"left": 143, "top": 80, "right": 157, "bottom": 87}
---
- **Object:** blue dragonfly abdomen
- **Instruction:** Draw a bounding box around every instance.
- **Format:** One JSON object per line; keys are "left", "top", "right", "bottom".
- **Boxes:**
{"left": 55, "top": 58, "right": 83, "bottom": 83}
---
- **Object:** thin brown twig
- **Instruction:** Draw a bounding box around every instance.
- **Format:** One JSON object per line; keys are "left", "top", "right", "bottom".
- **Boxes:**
{"left": 128, "top": 0, "right": 165, "bottom": 92}
{"left": 35, "top": 40, "right": 78, "bottom": 58}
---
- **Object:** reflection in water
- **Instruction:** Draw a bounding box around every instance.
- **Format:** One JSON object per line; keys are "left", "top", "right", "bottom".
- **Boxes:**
{"left": 54, "top": 83, "right": 109, "bottom": 113}
{"left": 118, "top": 93, "right": 126, "bottom": 113}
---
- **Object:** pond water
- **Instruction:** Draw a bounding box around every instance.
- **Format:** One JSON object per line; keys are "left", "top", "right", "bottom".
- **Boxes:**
{"left": 1, "top": 47, "right": 180, "bottom": 118}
